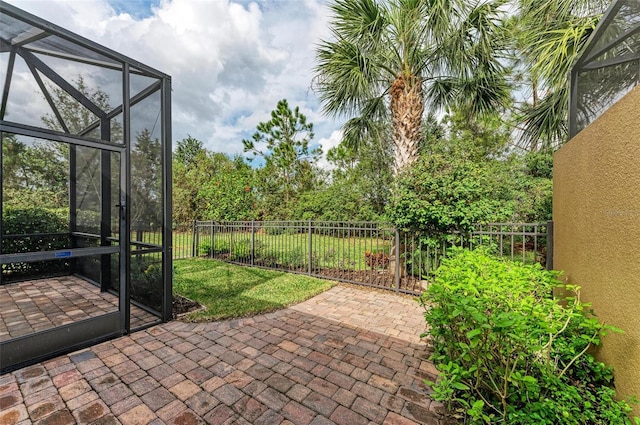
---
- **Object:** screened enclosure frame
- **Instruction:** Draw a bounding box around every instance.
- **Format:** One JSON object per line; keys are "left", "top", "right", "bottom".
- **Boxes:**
{"left": 0, "top": 1, "right": 172, "bottom": 372}
{"left": 569, "top": 0, "right": 640, "bottom": 137}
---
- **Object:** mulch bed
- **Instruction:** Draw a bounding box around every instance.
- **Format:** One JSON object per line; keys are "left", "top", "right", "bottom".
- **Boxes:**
{"left": 312, "top": 268, "right": 425, "bottom": 293}
{"left": 172, "top": 294, "right": 204, "bottom": 318}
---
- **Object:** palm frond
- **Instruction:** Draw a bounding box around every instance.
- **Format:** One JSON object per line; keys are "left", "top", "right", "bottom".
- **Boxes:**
{"left": 425, "top": 77, "right": 458, "bottom": 112}
{"left": 529, "top": 17, "right": 599, "bottom": 89}
{"left": 330, "top": 0, "right": 387, "bottom": 46}
{"left": 424, "top": 0, "right": 463, "bottom": 44}
{"left": 341, "top": 96, "right": 389, "bottom": 151}
{"left": 457, "top": 70, "right": 512, "bottom": 118}
{"left": 518, "top": 85, "right": 569, "bottom": 151}
{"left": 315, "top": 38, "right": 385, "bottom": 117}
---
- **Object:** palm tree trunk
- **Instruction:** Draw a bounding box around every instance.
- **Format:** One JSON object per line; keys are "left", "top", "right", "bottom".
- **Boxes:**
{"left": 389, "top": 75, "right": 424, "bottom": 279}
{"left": 390, "top": 74, "right": 424, "bottom": 175}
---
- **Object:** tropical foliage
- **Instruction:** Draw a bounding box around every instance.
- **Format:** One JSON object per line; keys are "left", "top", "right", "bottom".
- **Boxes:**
{"left": 508, "top": 0, "right": 609, "bottom": 149}
{"left": 168, "top": 99, "right": 553, "bottom": 227}
{"left": 1, "top": 134, "right": 69, "bottom": 209}
{"left": 387, "top": 111, "right": 553, "bottom": 237}
{"left": 314, "top": 0, "right": 510, "bottom": 174}
{"left": 423, "top": 248, "right": 639, "bottom": 424}
{"left": 294, "top": 137, "right": 393, "bottom": 221}
{"left": 173, "top": 141, "right": 255, "bottom": 223}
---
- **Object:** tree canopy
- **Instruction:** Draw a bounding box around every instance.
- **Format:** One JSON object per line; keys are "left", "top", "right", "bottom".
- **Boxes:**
{"left": 508, "top": 0, "right": 609, "bottom": 149}
{"left": 315, "top": 0, "right": 510, "bottom": 174}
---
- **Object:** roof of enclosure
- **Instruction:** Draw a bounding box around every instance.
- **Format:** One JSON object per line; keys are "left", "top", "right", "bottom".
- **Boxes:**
{"left": 1, "top": 0, "right": 171, "bottom": 149}
{"left": 0, "top": 1, "right": 168, "bottom": 78}
{"left": 570, "top": 0, "right": 640, "bottom": 136}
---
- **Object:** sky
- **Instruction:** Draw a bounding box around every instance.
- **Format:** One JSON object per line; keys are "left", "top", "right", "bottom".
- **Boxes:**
{"left": 5, "top": 0, "right": 344, "bottom": 163}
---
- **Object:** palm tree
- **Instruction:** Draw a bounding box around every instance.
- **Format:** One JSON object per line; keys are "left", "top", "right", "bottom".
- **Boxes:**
{"left": 510, "top": 0, "right": 609, "bottom": 150}
{"left": 314, "top": 0, "right": 510, "bottom": 175}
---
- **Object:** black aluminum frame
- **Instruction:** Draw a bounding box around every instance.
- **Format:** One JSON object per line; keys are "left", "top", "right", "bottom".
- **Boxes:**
{"left": 569, "top": 0, "right": 640, "bottom": 137}
{"left": 0, "top": 1, "right": 172, "bottom": 373}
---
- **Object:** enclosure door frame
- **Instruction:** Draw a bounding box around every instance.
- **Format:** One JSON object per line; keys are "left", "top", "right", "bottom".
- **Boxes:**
{"left": 0, "top": 123, "right": 130, "bottom": 373}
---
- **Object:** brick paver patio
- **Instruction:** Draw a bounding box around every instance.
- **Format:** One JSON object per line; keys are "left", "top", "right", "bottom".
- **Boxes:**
{"left": 0, "top": 277, "right": 161, "bottom": 341}
{"left": 0, "top": 285, "right": 452, "bottom": 425}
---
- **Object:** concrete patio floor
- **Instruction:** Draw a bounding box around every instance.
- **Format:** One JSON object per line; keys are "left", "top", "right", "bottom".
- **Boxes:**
{"left": 0, "top": 285, "right": 453, "bottom": 425}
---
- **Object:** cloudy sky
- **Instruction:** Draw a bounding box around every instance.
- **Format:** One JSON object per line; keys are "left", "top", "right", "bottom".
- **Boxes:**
{"left": 6, "top": 0, "right": 344, "bottom": 160}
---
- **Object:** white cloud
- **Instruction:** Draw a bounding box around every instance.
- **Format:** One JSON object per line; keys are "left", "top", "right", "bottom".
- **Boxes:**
{"left": 6, "top": 0, "right": 341, "bottom": 155}
{"left": 317, "top": 129, "right": 343, "bottom": 170}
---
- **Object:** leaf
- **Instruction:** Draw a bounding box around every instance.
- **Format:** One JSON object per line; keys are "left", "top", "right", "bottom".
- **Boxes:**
{"left": 423, "top": 379, "right": 436, "bottom": 388}
{"left": 466, "top": 328, "right": 483, "bottom": 339}
{"left": 452, "top": 382, "right": 470, "bottom": 390}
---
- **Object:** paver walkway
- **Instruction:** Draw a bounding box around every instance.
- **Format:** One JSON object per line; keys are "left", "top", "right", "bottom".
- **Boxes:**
{"left": 0, "top": 285, "right": 452, "bottom": 425}
{"left": 0, "top": 277, "right": 159, "bottom": 341}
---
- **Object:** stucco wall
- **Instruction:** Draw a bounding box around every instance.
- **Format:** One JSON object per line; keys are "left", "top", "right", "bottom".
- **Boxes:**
{"left": 554, "top": 85, "right": 640, "bottom": 416}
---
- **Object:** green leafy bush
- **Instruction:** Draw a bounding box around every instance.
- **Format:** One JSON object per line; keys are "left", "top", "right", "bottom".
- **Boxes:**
{"left": 202, "top": 238, "right": 231, "bottom": 256}
{"left": 403, "top": 233, "right": 466, "bottom": 279}
{"left": 255, "top": 248, "right": 279, "bottom": 267}
{"left": 263, "top": 226, "right": 301, "bottom": 236}
{"left": 130, "top": 256, "right": 163, "bottom": 312}
{"left": 213, "top": 238, "right": 230, "bottom": 255}
{"left": 387, "top": 152, "right": 513, "bottom": 239}
{"left": 200, "top": 240, "right": 212, "bottom": 256}
{"left": 230, "top": 238, "right": 251, "bottom": 261}
{"left": 76, "top": 210, "right": 101, "bottom": 233}
{"left": 281, "top": 249, "right": 305, "bottom": 269}
{"left": 2, "top": 206, "right": 70, "bottom": 281}
{"left": 422, "top": 248, "right": 638, "bottom": 424}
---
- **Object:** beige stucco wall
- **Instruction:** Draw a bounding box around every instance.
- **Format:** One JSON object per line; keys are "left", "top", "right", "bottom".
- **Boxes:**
{"left": 554, "top": 85, "right": 640, "bottom": 416}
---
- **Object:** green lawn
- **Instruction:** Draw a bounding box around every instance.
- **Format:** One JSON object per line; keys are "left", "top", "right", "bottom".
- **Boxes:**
{"left": 173, "top": 258, "right": 335, "bottom": 321}
{"left": 202, "top": 231, "right": 394, "bottom": 270}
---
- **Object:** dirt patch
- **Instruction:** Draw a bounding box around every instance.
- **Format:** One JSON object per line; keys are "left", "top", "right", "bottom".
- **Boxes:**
{"left": 172, "top": 294, "right": 205, "bottom": 318}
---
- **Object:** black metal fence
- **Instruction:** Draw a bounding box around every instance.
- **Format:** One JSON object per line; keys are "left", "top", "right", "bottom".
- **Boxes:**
{"left": 172, "top": 220, "right": 552, "bottom": 295}
{"left": 172, "top": 222, "right": 195, "bottom": 260}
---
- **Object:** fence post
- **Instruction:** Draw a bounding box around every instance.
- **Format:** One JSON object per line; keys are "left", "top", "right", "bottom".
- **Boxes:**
{"left": 394, "top": 228, "right": 400, "bottom": 292}
{"left": 251, "top": 220, "right": 255, "bottom": 266}
{"left": 546, "top": 220, "right": 554, "bottom": 271}
{"left": 230, "top": 223, "right": 234, "bottom": 261}
{"left": 191, "top": 220, "right": 197, "bottom": 258}
{"left": 210, "top": 221, "right": 214, "bottom": 258}
{"left": 308, "top": 219, "right": 313, "bottom": 275}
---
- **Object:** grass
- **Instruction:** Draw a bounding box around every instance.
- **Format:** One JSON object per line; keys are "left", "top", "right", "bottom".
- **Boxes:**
{"left": 201, "top": 231, "right": 393, "bottom": 270}
{"left": 173, "top": 258, "right": 335, "bottom": 321}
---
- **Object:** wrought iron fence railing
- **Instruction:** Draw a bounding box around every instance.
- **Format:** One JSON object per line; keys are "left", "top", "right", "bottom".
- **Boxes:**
{"left": 170, "top": 220, "right": 552, "bottom": 295}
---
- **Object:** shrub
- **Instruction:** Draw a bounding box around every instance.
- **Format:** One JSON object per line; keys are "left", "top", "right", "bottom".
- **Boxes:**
{"left": 387, "top": 152, "right": 513, "bottom": 238}
{"left": 263, "top": 226, "right": 301, "bottom": 236}
{"left": 2, "top": 206, "right": 68, "bottom": 247}
{"left": 213, "top": 238, "right": 230, "bottom": 254}
{"left": 130, "top": 256, "right": 163, "bottom": 312}
{"left": 255, "top": 248, "right": 279, "bottom": 267}
{"left": 422, "top": 248, "right": 639, "bottom": 424}
{"left": 230, "top": 238, "right": 251, "bottom": 261}
{"left": 76, "top": 210, "right": 101, "bottom": 233}
{"left": 282, "top": 249, "right": 305, "bottom": 268}
{"left": 2, "top": 206, "right": 70, "bottom": 281}
{"left": 200, "top": 240, "right": 212, "bottom": 256}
